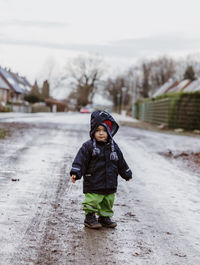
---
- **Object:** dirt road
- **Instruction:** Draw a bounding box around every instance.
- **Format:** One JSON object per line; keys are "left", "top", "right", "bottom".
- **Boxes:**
{"left": 0, "top": 113, "right": 200, "bottom": 265}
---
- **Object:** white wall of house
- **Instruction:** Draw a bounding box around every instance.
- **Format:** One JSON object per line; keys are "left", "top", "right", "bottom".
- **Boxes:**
{"left": 12, "top": 104, "right": 31, "bottom": 113}
{"left": 52, "top": 104, "right": 57, "bottom": 113}
{"left": 10, "top": 93, "right": 24, "bottom": 103}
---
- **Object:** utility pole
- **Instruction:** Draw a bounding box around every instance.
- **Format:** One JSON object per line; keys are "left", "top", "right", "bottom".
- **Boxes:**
{"left": 117, "top": 93, "right": 120, "bottom": 114}
{"left": 121, "top": 87, "right": 126, "bottom": 115}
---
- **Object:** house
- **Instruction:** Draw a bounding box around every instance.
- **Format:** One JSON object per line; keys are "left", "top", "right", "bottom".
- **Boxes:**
{"left": 0, "top": 75, "right": 10, "bottom": 104}
{"left": 153, "top": 79, "right": 178, "bottom": 97}
{"left": 153, "top": 78, "right": 200, "bottom": 97}
{"left": 167, "top": 79, "right": 191, "bottom": 93}
{"left": 184, "top": 78, "right": 200, "bottom": 92}
{"left": 45, "top": 98, "right": 68, "bottom": 112}
{"left": 0, "top": 66, "right": 32, "bottom": 104}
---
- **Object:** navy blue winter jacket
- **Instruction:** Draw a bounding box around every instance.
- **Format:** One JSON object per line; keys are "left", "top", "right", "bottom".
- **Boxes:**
{"left": 70, "top": 110, "right": 132, "bottom": 194}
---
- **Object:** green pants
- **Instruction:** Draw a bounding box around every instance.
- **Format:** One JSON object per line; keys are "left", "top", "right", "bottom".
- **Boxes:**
{"left": 82, "top": 193, "right": 115, "bottom": 217}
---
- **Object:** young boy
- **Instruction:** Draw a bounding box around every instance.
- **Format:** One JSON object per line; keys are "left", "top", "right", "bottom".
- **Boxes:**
{"left": 70, "top": 110, "right": 132, "bottom": 229}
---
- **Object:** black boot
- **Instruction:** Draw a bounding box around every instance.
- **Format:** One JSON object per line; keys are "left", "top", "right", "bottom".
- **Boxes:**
{"left": 84, "top": 213, "right": 102, "bottom": 229}
{"left": 98, "top": 216, "right": 117, "bottom": 228}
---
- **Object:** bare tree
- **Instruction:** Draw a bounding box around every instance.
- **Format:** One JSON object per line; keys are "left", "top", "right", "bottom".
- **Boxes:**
{"left": 126, "top": 67, "right": 141, "bottom": 102}
{"left": 64, "top": 55, "right": 104, "bottom": 110}
{"left": 38, "top": 57, "right": 63, "bottom": 97}
{"left": 141, "top": 62, "right": 151, "bottom": 98}
{"left": 131, "top": 56, "right": 176, "bottom": 98}
{"left": 149, "top": 57, "right": 175, "bottom": 91}
{"left": 104, "top": 75, "right": 132, "bottom": 113}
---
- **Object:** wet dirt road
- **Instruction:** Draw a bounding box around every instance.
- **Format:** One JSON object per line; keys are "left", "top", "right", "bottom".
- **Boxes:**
{"left": 0, "top": 113, "right": 200, "bottom": 265}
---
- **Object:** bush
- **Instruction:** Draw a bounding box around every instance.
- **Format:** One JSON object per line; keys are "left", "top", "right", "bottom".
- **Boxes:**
{"left": 31, "top": 103, "right": 50, "bottom": 113}
{"left": 24, "top": 94, "right": 41, "bottom": 103}
{"left": 0, "top": 104, "right": 12, "bottom": 112}
{"left": 0, "top": 128, "right": 10, "bottom": 138}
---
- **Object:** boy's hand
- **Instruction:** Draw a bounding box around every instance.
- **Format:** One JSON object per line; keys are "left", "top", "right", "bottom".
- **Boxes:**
{"left": 71, "top": 175, "right": 76, "bottom": 183}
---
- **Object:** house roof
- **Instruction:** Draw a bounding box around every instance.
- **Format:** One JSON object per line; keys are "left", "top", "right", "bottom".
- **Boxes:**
{"left": 168, "top": 79, "right": 191, "bottom": 93}
{"left": 153, "top": 78, "right": 200, "bottom": 97}
{"left": 0, "top": 67, "right": 31, "bottom": 94}
{"left": 184, "top": 78, "right": 200, "bottom": 92}
{"left": 0, "top": 75, "right": 10, "bottom": 90}
{"left": 153, "top": 79, "right": 178, "bottom": 97}
{"left": 45, "top": 98, "right": 67, "bottom": 106}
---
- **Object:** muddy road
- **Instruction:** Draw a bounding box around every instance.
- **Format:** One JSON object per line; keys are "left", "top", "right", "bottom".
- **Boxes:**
{"left": 0, "top": 113, "right": 200, "bottom": 265}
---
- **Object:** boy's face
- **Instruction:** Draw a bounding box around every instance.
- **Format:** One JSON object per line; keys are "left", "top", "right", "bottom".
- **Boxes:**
{"left": 94, "top": 125, "right": 108, "bottom": 142}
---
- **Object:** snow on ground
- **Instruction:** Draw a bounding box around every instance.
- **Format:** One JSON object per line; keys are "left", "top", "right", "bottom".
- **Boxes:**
{"left": 0, "top": 112, "right": 90, "bottom": 124}
{"left": 112, "top": 113, "right": 139, "bottom": 123}
{"left": 117, "top": 128, "right": 200, "bottom": 250}
{"left": 0, "top": 111, "right": 138, "bottom": 124}
{"left": 0, "top": 112, "right": 200, "bottom": 264}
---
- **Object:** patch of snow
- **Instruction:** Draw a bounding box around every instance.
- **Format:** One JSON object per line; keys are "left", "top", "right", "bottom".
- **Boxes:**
{"left": 0, "top": 112, "right": 138, "bottom": 125}
{"left": 184, "top": 78, "right": 200, "bottom": 92}
{"left": 116, "top": 127, "right": 200, "bottom": 254}
{"left": 153, "top": 78, "right": 175, "bottom": 97}
{"left": 0, "top": 112, "right": 90, "bottom": 125}
{"left": 112, "top": 113, "right": 139, "bottom": 123}
{"left": 169, "top": 79, "right": 190, "bottom": 93}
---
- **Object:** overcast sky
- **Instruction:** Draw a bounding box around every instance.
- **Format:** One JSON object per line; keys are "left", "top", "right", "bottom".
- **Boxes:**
{"left": 0, "top": 0, "right": 200, "bottom": 83}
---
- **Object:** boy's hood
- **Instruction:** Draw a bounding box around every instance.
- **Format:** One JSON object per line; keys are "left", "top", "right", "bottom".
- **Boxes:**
{"left": 90, "top": 110, "right": 119, "bottom": 139}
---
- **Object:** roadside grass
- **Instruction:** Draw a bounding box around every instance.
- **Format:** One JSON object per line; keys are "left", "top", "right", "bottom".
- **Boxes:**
{"left": 0, "top": 128, "right": 10, "bottom": 139}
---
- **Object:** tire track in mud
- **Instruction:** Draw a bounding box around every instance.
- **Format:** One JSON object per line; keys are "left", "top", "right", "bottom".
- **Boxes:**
{"left": 0, "top": 123, "right": 81, "bottom": 265}
{"left": 14, "top": 151, "right": 117, "bottom": 264}
{"left": 7, "top": 125, "right": 185, "bottom": 265}
{"left": 6, "top": 125, "right": 86, "bottom": 265}
{"left": 0, "top": 124, "right": 56, "bottom": 190}
{"left": 116, "top": 133, "right": 200, "bottom": 265}
{"left": 2, "top": 119, "right": 200, "bottom": 265}
{"left": 7, "top": 125, "right": 129, "bottom": 265}
{"left": 32, "top": 178, "right": 120, "bottom": 265}
{"left": 14, "top": 166, "right": 152, "bottom": 264}
{"left": 10, "top": 159, "right": 70, "bottom": 265}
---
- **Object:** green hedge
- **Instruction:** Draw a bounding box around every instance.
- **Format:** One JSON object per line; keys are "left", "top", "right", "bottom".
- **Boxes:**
{"left": 0, "top": 105, "right": 12, "bottom": 112}
{"left": 134, "top": 92, "right": 200, "bottom": 129}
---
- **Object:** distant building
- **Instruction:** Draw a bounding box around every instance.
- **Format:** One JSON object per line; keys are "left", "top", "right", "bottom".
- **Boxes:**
{"left": 45, "top": 98, "right": 68, "bottom": 112}
{"left": 0, "top": 74, "right": 10, "bottom": 104}
{"left": 153, "top": 78, "right": 200, "bottom": 97}
{"left": 184, "top": 78, "right": 200, "bottom": 92}
{"left": 0, "top": 66, "right": 32, "bottom": 104}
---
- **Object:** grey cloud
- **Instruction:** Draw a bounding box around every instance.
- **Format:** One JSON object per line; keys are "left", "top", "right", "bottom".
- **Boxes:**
{"left": 110, "top": 34, "right": 200, "bottom": 55}
{"left": 0, "top": 19, "right": 68, "bottom": 28}
{"left": 0, "top": 34, "right": 200, "bottom": 58}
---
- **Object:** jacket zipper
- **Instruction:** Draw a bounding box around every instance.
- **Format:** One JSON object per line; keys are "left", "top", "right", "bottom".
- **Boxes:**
{"left": 104, "top": 147, "right": 107, "bottom": 189}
